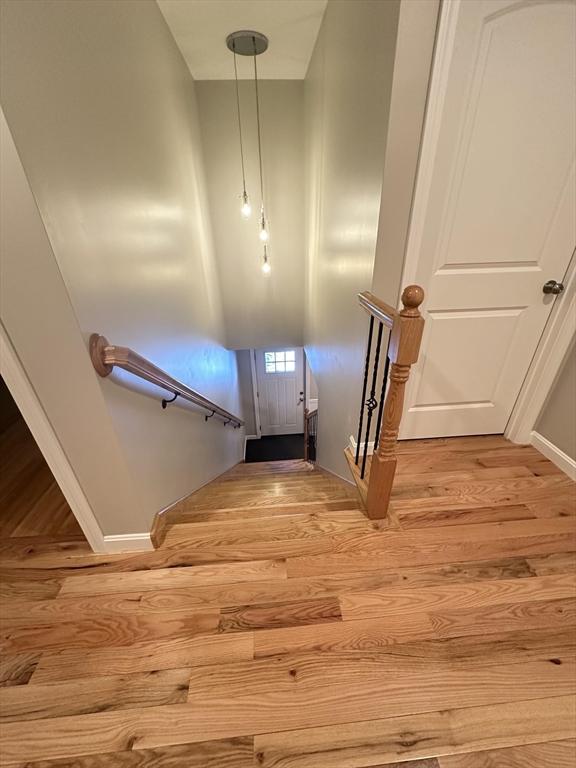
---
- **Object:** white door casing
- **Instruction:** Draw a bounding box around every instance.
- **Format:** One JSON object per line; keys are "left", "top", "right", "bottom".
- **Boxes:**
{"left": 255, "top": 347, "right": 304, "bottom": 436}
{"left": 400, "top": 0, "right": 576, "bottom": 439}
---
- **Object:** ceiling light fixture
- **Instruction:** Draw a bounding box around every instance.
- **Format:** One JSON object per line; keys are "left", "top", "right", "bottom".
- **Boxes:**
{"left": 226, "top": 30, "right": 270, "bottom": 272}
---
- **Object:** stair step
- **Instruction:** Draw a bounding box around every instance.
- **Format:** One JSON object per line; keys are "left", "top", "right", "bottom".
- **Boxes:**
{"left": 162, "top": 511, "right": 374, "bottom": 549}
{"left": 344, "top": 446, "right": 370, "bottom": 508}
{"left": 170, "top": 499, "right": 361, "bottom": 524}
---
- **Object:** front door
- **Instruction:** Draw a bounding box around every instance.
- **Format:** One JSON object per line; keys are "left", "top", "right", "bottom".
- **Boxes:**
{"left": 255, "top": 347, "right": 304, "bottom": 436}
{"left": 401, "top": 0, "right": 575, "bottom": 439}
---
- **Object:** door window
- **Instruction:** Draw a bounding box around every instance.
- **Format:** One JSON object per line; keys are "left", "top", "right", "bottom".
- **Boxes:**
{"left": 264, "top": 350, "right": 296, "bottom": 373}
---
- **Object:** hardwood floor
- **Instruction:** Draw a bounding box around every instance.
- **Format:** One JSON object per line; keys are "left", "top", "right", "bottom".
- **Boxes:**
{"left": 0, "top": 436, "right": 575, "bottom": 766}
{"left": 0, "top": 419, "right": 84, "bottom": 540}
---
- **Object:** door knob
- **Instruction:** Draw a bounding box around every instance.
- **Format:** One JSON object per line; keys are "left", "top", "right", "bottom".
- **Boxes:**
{"left": 543, "top": 280, "right": 564, "bottom": 295}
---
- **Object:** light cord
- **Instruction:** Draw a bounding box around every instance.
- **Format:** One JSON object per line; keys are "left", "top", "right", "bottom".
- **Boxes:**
{"left": 253, "top": 37, "right": 265, "bottom": 211}
{"left": 232, "top": 47, "right": 247, "bottom": 195}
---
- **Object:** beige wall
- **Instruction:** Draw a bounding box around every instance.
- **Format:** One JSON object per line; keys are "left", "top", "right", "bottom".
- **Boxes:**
{"left": 196, "top": 81, "right": 305, "bottom": 349}
{"left": 536, "top": 343, "right": 576, "bottom": 461}
{"left": 304, "top": 0, "right": 401, "bottom": 479}
{"left": 0, "top": 0, "right": 243, "bottom": 531}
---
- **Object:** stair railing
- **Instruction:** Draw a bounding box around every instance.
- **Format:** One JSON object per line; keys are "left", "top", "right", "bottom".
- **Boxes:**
{"left": 304, "top": 407, "right": 318, "bottom": 462}
{"left": 352, "top": 285, "right": 424, "bottom": 518}
{"left": 89, "top": 334, "right": 244, "bottom": 428}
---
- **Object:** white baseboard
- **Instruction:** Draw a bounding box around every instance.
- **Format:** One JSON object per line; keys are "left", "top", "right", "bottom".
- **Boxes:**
{"left": 348, "top": 434, "right": 375, "bottom": 457}
{"left": 103, "top": 532, "right": 154, "bottom": 553}
{"left": 530, "top": 431, "right": 576, "bottom": 481}
{"left": 245, "top": 434, "right": 259, "bottom": 440}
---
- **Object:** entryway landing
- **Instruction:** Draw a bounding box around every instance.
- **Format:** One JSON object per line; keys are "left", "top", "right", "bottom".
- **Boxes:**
{"left": 245, "top": 433, "right": 304, "bottom": 462}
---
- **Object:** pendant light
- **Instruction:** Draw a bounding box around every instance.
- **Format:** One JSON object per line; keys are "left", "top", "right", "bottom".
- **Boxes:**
{"left": 226, "top": 31, "right": 270, "bottom": 272}
{"left": 231, "top": 43, "right": 251, "bottom": 219}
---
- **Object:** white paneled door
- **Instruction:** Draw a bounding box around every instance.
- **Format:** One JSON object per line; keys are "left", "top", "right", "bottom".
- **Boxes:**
{"left": 255, "top": 348, "right": 304, "bottom": 436}
{"left": 401, "top": 0, "right": 576, "bottom": 439}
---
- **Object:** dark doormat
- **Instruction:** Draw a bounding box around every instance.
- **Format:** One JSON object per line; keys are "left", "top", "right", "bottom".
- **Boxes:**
{"left": 245, "top": 434, "right": 305, "bottom": 462}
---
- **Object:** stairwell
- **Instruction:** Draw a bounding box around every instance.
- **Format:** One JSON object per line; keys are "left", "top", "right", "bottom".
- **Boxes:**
{"left": 154, "top": 459, "right": 375, "bottom": 558}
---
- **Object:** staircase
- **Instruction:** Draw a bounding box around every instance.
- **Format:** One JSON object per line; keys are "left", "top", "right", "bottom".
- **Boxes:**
{"left": 154, "top": 458, "right": 374, "bottom": 551}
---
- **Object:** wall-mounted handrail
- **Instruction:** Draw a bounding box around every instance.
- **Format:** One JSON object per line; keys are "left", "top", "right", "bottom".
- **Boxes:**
{"left": 89, "top": 334, "right": 244, "bottom": 428}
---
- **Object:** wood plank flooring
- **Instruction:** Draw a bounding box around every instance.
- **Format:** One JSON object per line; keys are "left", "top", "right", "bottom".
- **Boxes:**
{"left": 0, "top": 419, "right": 84, "bottom": 540}
{"left": 0, "top": 436, "right": 575, "bottom": 766}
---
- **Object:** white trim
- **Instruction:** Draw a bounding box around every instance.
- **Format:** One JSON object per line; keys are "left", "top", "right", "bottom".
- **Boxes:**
{"left": 348, "top": 435, "right": 375, "bottom": 457}
{"left": 0, "top": 323, "right": 108, "bottom": 552}
{"left": 506, "top": 253, "right": 576, "bottom": 444}
{"left": 103, "top": 532, "right": 153, "bottom": 553}
{"left": 250, "top": 349, "right": 261, "bottom": 438}
{"left": 530, "top": 431, "right": 576, "bottom": 481}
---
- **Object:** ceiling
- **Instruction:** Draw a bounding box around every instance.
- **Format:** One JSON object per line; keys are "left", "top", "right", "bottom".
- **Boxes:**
{"left": 157, "top": 0, "right": 327, "bottom": 80}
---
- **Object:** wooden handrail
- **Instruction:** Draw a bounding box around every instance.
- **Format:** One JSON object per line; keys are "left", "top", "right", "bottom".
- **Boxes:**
{"left": 89, "top": 334, "right": 244, "bottom": 427}
{"left": 366, "top": 284, "right": 424, "bottom": 518}
{"left": 358, "top": 291, "right": 397, "bottom": 328}
{"left": 348, "top": 285, "right": 425, "bottom": 519}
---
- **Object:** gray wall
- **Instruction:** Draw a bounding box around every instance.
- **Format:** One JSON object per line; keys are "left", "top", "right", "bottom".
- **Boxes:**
{"left": 303, "top": 0, "right": 438, "bottom": 479}
{"left": 1, "top": 110, "right": 145, "bottom": 536}
{"left": 536, "top": 343, "right": 576, "bottom": 461}
{"left": 236, "top": 350, "right": 257, "bottom": 436}
{"left": 304, "top": 0, "right": 401, "bottom": 479}
{"left": 0, "top": 0, "right": 243, "bottom": 532}
{"left": 371, "top": 0, "right": 439, "bottom": 305}
{"left": 196, "top": 81, "right": 305, "bottom": 350}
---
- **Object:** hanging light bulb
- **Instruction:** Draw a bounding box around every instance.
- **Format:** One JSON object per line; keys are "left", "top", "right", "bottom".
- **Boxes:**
{"left": 259, "top": 208, "right": 269, "bottom": 242}
{"left": 241, "top": 190, "right": 251, "bottom": 219}
{"left": 262, "top": 246, "right": 271, "bottom": 274}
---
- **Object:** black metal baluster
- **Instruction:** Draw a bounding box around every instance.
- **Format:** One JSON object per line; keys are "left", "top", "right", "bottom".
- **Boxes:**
{"left": 355, "top": 315, "right": 374, "bottom": 465}
{"left": 361, "top": 321, "right": 383, "bottom": 479}
{"left": 374, "top": 334, "right": 392, "bottom": 451}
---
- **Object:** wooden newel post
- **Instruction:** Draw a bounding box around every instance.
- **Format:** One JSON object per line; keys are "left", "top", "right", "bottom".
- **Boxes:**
{"left": 366, "top": 285, "right": 425, "bottom": 519}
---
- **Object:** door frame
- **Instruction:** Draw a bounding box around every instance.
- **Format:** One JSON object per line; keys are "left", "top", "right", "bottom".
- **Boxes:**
{"left": 249, "top": 349, "right": 262, "bottom": 439}
{"left": 505, "top": 251, "right": 576, "bottom": 444}
{"left": 0, "top": 323, "right": 108, "bottom": 551}
{"left": 399, "top": 0, "right": 575, "bottom": 444}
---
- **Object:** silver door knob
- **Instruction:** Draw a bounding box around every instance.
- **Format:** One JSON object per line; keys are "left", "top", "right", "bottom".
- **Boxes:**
{"left": 543, "top": 280, "right": 564, "bottom": 295}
